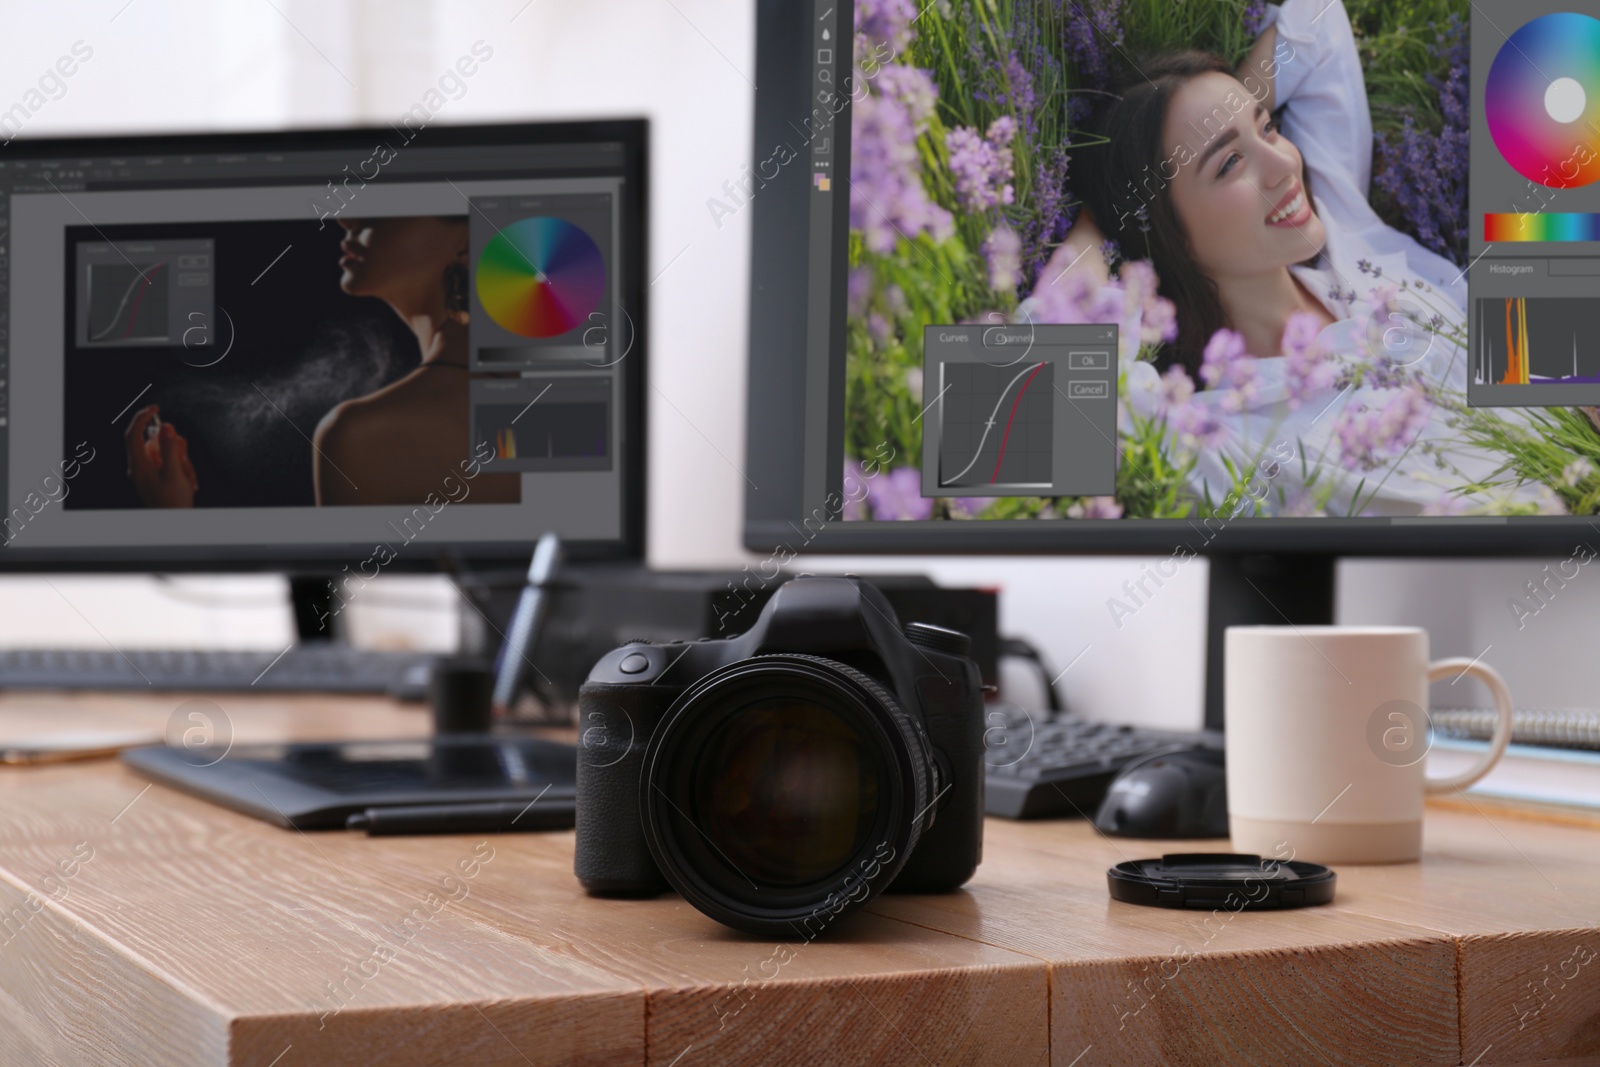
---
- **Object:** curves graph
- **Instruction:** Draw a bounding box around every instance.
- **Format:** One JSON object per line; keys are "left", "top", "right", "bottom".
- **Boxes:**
{"left": 87, "top": 262, "right": 169, "bottom": 342}
{"left": 475, "top": 217, "right": 606, "bottom": 338}
{"left": 937, "top": 361, "right": 1053, "bottom": 489}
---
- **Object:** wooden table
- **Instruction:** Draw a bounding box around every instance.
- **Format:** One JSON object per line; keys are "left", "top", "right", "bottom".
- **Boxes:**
{"left": 0, "top": 693, "right": 1596, "bottom": 1067}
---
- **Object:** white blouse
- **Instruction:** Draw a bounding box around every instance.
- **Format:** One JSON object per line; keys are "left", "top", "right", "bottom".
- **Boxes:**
{"left": 1123, "top": 0, "right": 1546, "bottom": 516}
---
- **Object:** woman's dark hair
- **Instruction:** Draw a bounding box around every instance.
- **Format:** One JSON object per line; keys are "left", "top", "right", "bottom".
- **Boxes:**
{"left": 1078, "top": 51, "right": 1310, "bottom": 379}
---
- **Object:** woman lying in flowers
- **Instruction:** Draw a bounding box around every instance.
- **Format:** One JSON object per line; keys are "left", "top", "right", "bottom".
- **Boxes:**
{"left": 1036, "top": 0, "right": 1551, "bottom": 516}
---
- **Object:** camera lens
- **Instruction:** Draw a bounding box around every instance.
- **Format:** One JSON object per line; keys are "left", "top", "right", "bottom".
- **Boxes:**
{"left": 641, "top": 654, "right": 936, "bottom": 937}
{"left": 693, "top": 696, "right": 879, "bottom": 886}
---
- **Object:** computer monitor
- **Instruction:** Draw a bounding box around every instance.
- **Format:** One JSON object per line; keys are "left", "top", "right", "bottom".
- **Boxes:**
{"left": 0, "top": 120, "right": 646, "bottom": 593}
{"left": 746, "top": 1, "right": 1594, "bottom": 724}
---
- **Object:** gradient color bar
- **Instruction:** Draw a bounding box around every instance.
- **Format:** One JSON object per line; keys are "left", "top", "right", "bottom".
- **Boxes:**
{"left": 1484, "top": 213, "right": 1600, "bottom": 242}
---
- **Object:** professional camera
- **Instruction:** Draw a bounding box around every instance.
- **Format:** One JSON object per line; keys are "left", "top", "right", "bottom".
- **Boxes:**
{"left": 574, "top": 575, "right": 984, "bottom": 936}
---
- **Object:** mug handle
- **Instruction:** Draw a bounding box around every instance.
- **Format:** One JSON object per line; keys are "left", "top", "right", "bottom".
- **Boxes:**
{"left": 1424, "top": 658, "right": 1515, "bottom": 794}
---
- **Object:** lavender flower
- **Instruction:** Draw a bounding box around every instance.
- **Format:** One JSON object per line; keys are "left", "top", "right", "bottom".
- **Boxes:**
{"left": 1159, "top": 364, "right": 1195, "bottom": 410}
{"left": 1168, "top": 399, "right": 1229, "bottom": 451}
{"left": 1282, "top": 311, "right": 1337, "bottom": 408}
{"left": 945, "top": 117, "right": 1018, "bottom": 213}
{"left": 1021, "top": 148, "right": 1074, "bottom": 283}
{"left": 1062, "top": 0, "right": 1124, "bottom": 94}
{"left": 1017, "top": 256, "right": 1178, "bottom": 363}
{"left": 1118, "top": 260, "right": 1178, "bottom": 345}
{"left": 1242, "top": 0, "right": 1268, "bottom": 36}
{"left": 867, "top": 466, "right": 934, "bottom": 521}
{"left": 867, "top": 312, "right": 892, "bottom": 344}
{"left": 1330, "top": 384, "right": 1431, "bottom": 471}
{"left": 1066, "top": 496, "right": 1125, "bottom": 519}
{"left": 1373, "top": 15, "right": 1469, "bottom": 266}
{"left": 850, "top": 83, "right": 954, "bottom": 253}
{"left": 1199, "top": 329, "right": 1258, "bottom": 412}
{"left": 854, "top": 0, "right": 917, "bottom": 58}
{"left": 874, "top": 65, "right": 938, "bottom": 130}
{"left": 983, "top": 225, "right": 1023, "bottom": 293}
{"left": 847, "top": 267, "right": 873, "bottom": 317}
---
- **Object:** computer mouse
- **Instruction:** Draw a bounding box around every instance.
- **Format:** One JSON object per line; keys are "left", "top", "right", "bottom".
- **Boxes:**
{"left": 1093, "top": 746, "right": 1228, "bottom": 839}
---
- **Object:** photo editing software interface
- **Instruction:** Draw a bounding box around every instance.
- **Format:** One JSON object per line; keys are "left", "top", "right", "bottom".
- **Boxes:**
{"left": 0, "top": 133, "right": 632, "bottom": 552}
{"left": 804, "top": 0, "right": 1600, "bottom": 525}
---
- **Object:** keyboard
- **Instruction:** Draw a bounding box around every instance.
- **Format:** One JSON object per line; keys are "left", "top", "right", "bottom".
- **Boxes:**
{"left": 984, "top": 705, "right": 1218, "bottom": 819}
{"left": 0, "top": 646, "right": 438, "bottom": 698}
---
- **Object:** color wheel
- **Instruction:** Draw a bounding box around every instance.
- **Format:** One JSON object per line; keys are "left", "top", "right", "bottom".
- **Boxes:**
{"left": 1485, "top": 12, "right": 1600, "bottom": 189}
{"left": 475, "top": 217, "right": 606, "bottom": 338}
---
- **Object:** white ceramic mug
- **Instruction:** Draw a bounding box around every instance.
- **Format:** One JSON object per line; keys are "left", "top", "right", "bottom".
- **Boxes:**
{"left": 1225, "top": 625, "right": 1515, "bottom": 863}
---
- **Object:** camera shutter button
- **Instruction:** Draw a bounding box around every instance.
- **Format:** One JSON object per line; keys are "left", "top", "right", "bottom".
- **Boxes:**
{"left": 619, "top": 653, "right": 651, "bottom": 675}
{"left": 903, "top": 622, "right": 971, "bottom": 657}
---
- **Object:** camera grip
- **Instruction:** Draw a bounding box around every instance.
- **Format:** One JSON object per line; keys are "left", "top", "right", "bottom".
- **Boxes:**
{"left": 890, "top": 668, "right": 985, "bottom": 893}
{"left": 574, "top": 684, "right": 669, "bottom": 896}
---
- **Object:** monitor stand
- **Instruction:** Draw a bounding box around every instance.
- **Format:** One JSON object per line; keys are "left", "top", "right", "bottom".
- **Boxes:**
{"left": 1203, "top": 553, "right": 1336, "bottom": 731}
{"left": 288, "top": 574, "right": 341, "bottom": 643}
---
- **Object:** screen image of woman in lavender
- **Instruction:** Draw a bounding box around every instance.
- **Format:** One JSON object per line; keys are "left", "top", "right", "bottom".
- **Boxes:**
{"left": 845, "top": 0, "right": 1590, "bottom": 521}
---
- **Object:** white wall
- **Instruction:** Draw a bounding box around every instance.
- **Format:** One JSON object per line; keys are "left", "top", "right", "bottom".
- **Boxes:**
{"left": 0, "top": 1, "right": 1595, "bottom": 726}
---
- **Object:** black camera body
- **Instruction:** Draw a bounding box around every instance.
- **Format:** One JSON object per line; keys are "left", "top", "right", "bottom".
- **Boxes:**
{"left": 575, "top": 575, "right": 984, "bottom": 936}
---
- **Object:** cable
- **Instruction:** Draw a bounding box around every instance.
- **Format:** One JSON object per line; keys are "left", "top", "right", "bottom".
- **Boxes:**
{"left": 998, "top": 635, "right": 1064, "bottom": 714}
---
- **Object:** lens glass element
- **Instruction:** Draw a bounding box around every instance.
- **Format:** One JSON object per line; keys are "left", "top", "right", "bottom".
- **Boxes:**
{"left": 691, "top": 696, "right": 879, "bottom": 887}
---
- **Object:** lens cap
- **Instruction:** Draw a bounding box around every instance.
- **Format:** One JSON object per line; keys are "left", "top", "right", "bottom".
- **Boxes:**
{"left": 1107, "top": 853, "right": 1335, "bottom": 909}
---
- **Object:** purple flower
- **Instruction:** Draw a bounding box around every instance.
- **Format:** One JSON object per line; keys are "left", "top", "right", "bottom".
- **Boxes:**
{"left": 1168, "top": 398, "right": 1229, "bottom": 451}
{"left": 854, "top": 0, "right": 917, "bottom": 58}
{"left": 867, "top": 312, "right": 892, "bottom": 344}
{"left": 982, "top": 225, "right": 1023, "bottom": 293}
{"left": 1330, "top": 384, "right": 1431, "bottom": 471}
{"left": 945, "top": 117, "right": 1018, "bottom": 213}
{"left": 1017, "top": 256, "right": 1178, "bottom": 363}
{"left": 873, "top": 65, "right": 937, "bottom": 130}
{"left": 867, "top": 467, "right": 933, "bottom": 521}
{"left": 1373, "top": 15, "right": 1468, "bottom": 266}
{"left": 847, "top": 267, "right": 873, "bottom": 317}
{"left": 1159, "top": 364, "right": 1195, "bottom": 410}
{"left": 1061, "top": 0, "right": 1124, "bottom": 94}
{"left": 1002, "top": 53, "right": 1036, "bottom": 119}
{"left": 1561, "top": 458, "right": 1595, "bottom": 489}
{"left": 1118, "top": 260, "right": 1178, "bottom": 345}
{"left": 1199, "top": 329, "right": 1258, "bottom": 412}
{"left": 1066, "top": 496, "right": 1124, "bottom": 519}
{"left": 1022, "top": 149, "right": 1073, "bottom": 285}
{"left": 1282, "top": 311, "right": 1337, "bottom": 408}
{"left": 850, "top": 82, "right": 955, "bottom": 254}
{"left": 1242, "top": 0, "right": 1268, "bottom": 36}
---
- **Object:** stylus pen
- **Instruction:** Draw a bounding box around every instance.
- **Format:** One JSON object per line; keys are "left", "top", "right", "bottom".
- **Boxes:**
{"left": 491, "top": 532, "right": 565, "bottom": 717}
{"left": 346, "top": 799, "right": 575, "bottom": 835}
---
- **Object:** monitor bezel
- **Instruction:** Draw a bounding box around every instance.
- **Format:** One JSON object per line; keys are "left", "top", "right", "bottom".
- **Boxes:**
{"left": 742, "top": 0, "right": 1590, "bottom": 559}
{"left": 0, "top": 118, "right": 648, "bottom": 571}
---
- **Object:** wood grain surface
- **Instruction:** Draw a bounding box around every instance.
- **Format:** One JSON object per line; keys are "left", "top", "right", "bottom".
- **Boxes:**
{"left": 0, "top": 693, "right": 1596, "bottom": 1066}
